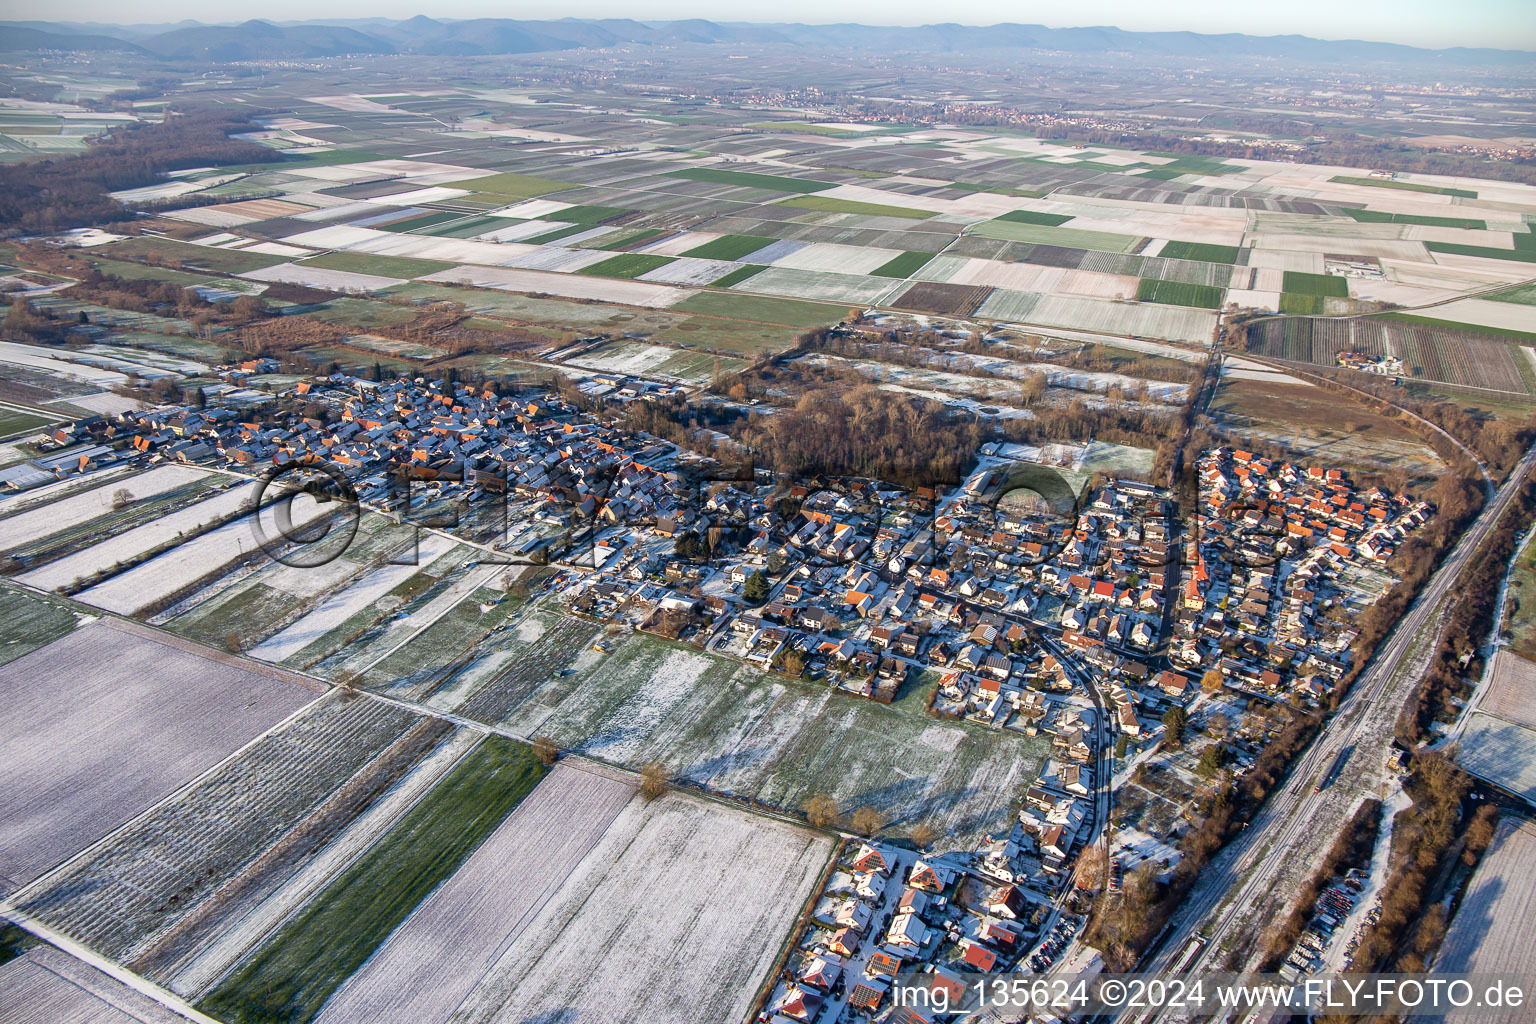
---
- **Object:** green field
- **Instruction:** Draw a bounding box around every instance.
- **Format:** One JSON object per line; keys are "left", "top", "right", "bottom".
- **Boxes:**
{"left": 220, "top": 149, "right": 388, "bottom": 174}
{"left": 706, "top": 264, "right": 767, "bottom": 289}
{"left": 524, "top": 223, "right": 589, "bottom": 244}
{"left": 1376, "top": 313, "right": 1536, "bottom": 345}
{"left": 744, "top": 121, "right": 859, "bottom": 136}
{"left": 775, "top": 195, "right": 933, "bottom": 220}
{"left": 439, "top": 171, "right": 576, "bottom": 198}
{"left": 197, "top": 734, "right": 544, "bottom": 1024}
{"left": 0, "top": 406, "right": 59, "bottom": 437}
{"left": 1343, "top": 209, "right": 1486, "bottom": 229}
{"left": 664, "top": 167, "right": 836, "bottom": 193}
{"left": 970, "top": 219, "right": 1141, "bottom": 252}
{"left": 995, "top": 210, "right": 1072, "bottom": 227}
{"left": 1488, "top": 283, "right": 1536, "bottom": 306}
{"left": 86, "top": 257, "right": 257, "bottom": 293}
{"left": 1137, "top": 278, "right": 1224, "bottom": 309}
{"left": 1159, "top": 241, "right": 1242, "bottom": 264}
{"left": 1331, "top": 176, "right": 1477, "bottom": 199}
{"left": 0, "top": 585, "right": 80, "bottom": 667}
{"left": 1144, "top": 154, "right": 1244, "bottom": 176}
{"left": 680, "top": 234, "right": 777, "bottom": 261}
{"left": 1426, "top": 241, "right": 1536, "bottom": 265}
{"left": 414, "top": 214, "right": 523, "bottom": 239}
{"left": 1280, "top": 293, "right": 1325, "bottom": 315}
{"left": 577, "top": 253, "right": 676, "bottom": 278}
{"left": 547, "top": 204, "right": 630, "bottom": 225}
{"left": 96, "top": 237, "right": 290, "bottom": 275}
{"left": 1283, "top": 270, "right": 1350, "bottom": 298}
{"left": 378, "top": 210, "right": 466, "bottom": 233}
{"left": 587, "top": 228, "right": 667, "bottom": 251}
{"left": 944, "top": 182, "right": 1049, "bottom": 199}
{"left": 674, "top": 291, "right": 850, "bottom": 327}
{"left": 868, "top": 251, "right": 935, "bottom": 278}
{"left": 296, "top": 252, "right": 456, "bottom": 279}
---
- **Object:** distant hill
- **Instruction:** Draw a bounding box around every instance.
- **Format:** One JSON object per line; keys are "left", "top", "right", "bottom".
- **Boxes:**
{"left": 0, "top": 17, "right": 1527, "bottom": 64}
{"left": 0, "top": 24, "right": 146, "bottom": 54}
{"left": 142, "top": 19, "right": 395, "bottom": 60}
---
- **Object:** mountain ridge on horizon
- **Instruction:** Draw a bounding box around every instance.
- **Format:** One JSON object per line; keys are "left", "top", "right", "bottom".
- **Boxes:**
{"left": 1, "top": 15, "right": 1531, "bottom": 64}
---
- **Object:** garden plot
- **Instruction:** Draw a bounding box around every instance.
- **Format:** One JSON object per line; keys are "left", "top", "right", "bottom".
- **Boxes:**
{"left": 18, "top": 479, "right": 256, "bottom": 593}
{"left": 241, "top": 263, "right": 405, "bottom": 293}
{"left": 247, "top": 534, "right": 458, "bottom": 664}
{"left": 18, "top": 691, "right": 424, "bottom": 965}
{"left": 418, "top": 265, "right": 692, "bottom": 308}
{"left": 161, "top": 512, "right": 459, "bottom": 654}
{"left": 0, "top": 464, "right": 212, "bottom": 553}
{"left": 474, "top": 626, "right": 1048, "bottom": 846}
{"left": 0, "top": 620, "right": 319, "bottom": 894}
{"left": 74, "top": 491, "right": 338, "bottom": 616}
{"left": 737, "top": 265, "right": 892, "bottom": 304}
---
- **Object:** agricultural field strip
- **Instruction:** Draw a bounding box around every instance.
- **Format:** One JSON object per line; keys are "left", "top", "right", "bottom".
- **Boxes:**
{"left": 353, "top": 562, "right": 509, "bottom": 675}
{"left": 0, "top": 621, "right": 320, "bottom": 895}
{"left": 479, "top": 625, "right": 1046, "bottom": 847}
{"left": 17, "top": 481, "right": 258, "bottom": 592}
{"left": 167, "top": 728, "right": 482, "bottom": 998}
{"left": 0, "top": 945, "right": 191, "bottom": 1024}
{"left": 73, "top": 495, "right": 338, "bottom": 616}
{"left": 1434, "top": 817, "right": 1536, "bottom": 991}
{"left": 247, "top": 533, "right": 458, "bottom": 663}
{"left": 14, "top": 692, "right": 419, "bottom": 963}
{"left": 0, "top": 465, "right": 213, "bottom": 552}
{"left": 450, "top": 791, "right": 836, "bottom": 1024}
{"left": 312, "top": 762, "right": 636, "bottom": 1024}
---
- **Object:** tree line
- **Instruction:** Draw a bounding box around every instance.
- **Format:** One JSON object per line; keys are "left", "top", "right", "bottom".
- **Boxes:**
{"left": 0, "top": 107, "right": 273, "bottom": 237}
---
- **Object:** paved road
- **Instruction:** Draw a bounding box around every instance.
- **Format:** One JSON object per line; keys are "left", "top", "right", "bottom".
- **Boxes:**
{"left": 1125, "top": 443, "right": 1536, "bottom": 1022}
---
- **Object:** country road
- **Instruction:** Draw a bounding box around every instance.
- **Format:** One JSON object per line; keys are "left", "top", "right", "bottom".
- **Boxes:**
{"left": 1125, "top": 441, "right": 1536, "bottom": 1021}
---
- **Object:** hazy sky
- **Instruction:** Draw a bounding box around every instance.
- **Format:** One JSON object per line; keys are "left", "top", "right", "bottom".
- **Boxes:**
{"left": 12, "top": 0, "right": 1536, "bottom": 50}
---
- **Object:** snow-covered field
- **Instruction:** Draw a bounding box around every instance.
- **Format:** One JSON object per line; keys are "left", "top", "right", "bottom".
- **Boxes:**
{"left": 735, "top": 266, "right": 892, "bottom": 304}
{"left": 566, "top": 341, "right": 681, "bottom": 376}
{"left": 480, "top": 625, "right": 1047, "bottom": 846}
{"left": 241, "top": 263, "right": 405, "bottom": 293}
{"left": 0, "top": 464, "right": 212, "bottom": 552}
{"left": 418, "top": 265, "right": 692, "bottom": 308}
{"left": 636, "top": 256, "right": 738, "bottom": 286}
{"left": 315, "top": 762, "right": 639, "bottom": 1024}
{"left": 247, "top": 533, "right": 457, "bottom": 663}
{"left": 18, "top": 480, "right": 254, "bottom": 592}
{"left": 445, "top": 776, "right": 830, "bottom": 1024}
{"left": 74, "top": 493, "right": 337, "bottom": 616}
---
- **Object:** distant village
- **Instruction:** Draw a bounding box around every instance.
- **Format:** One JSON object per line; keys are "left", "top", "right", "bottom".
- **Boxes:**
{"left": 26, "top": 365, "right": 1433, "bottom": 1024}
